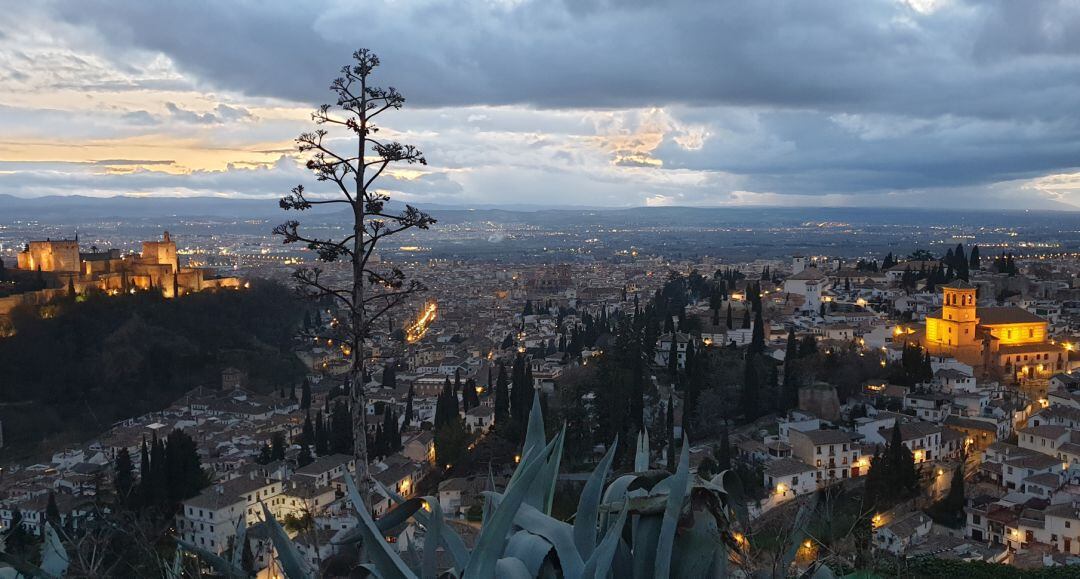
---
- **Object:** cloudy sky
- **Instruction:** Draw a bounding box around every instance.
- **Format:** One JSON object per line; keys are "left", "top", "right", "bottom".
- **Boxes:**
{"left": 2, "top": 0, "right": 1080, "bottom": 209}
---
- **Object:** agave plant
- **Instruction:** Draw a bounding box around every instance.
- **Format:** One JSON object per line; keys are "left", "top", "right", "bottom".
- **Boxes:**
{"left": 180, "top": 390, "right": 830, "bottom": 578}
{"left": 332, "top": 391, "right": 761, "bottom": 578}
{"left": 0, "top": 523, "right": 70, "bottom": 578}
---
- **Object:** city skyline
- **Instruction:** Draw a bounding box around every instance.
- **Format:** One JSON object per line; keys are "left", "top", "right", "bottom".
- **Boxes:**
{"left": 0, "top": 1, "right": 1079, "bottom": 209}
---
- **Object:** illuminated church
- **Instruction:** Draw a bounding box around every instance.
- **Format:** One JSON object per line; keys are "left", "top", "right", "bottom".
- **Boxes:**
{"left": 923, "top": 281, "right": 1066, "bottom": 380}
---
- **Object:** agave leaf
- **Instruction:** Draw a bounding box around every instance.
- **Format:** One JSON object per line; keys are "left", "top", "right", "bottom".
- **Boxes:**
{"left": 462, "top": 437, "right": 557, "bottom": 579}
{"left": 230, "top": 515, "right": 247, "bottom": 570}
{"left": 655, "top": 436, "right": 690, "bottom": 579}
{"left": 715, "top": 469, "right": 749, "bottom": 529}
{"left": 525, "top": 426, "right": 565, "bottom": 514}
{"left": 779, "top": 494, "right": 819, "bottom": 576}
{"left": 581, "top": 502, "right": 629, "bottom": 579}
{"left": 370, "top": 477, "right": 471, "bottom": 571}
{"left": 634, "top": 426, "right": 650, "bottom": 472}
{"left": 630, "top": 514, "right": 661, "bottom": 579}
{"left": 39, "top": 523, "right": 68, "bottom": 578}
{"left": 260, "top": 502, "right": 315, "bottom": 579}
{"left": 598, "top": 474, "right": 638, "bottom": 533}
{"left": 671, "top": 500, "right": 724, "bottom": 579}
{"left": 483, "top": 464, "right": 496, "bottom": 526}
{"left": 504, "top": 531, "right": 554, "bottom": 577}
{"left": 495, "top": 557, "right": 533, "bottom": 579}
{"left": 176, "top": 538, "right": 246, "bottom": 578}
{"left": 420, "top": 496, "right": 442, "bottom": 579}
{"left": 509, "top": 390, "right": 548, "bottom": 492}
{"left": 808, "top": 562, "right": 838, "bottom": 578}
{"left": 357, "top": 563, "right": 388, "bottom": 578}
{"left": 512, "top": 502, "right": 583, "bottom": 577}
{"left": 343, "top": 473, "right": 417, "bottom": 579}
{"left": 573, "top": 436, "right": 618, "bottom": 559}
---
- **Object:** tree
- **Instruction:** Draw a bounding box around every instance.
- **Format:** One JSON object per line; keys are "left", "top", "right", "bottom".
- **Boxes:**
{"left": 716, "top": 428, "right": 732, "bottom": 471}
{"left": 887, "top": 421, "right": 920, "bottom": 498}
{"left": 740, "top": 355, "right": 761, "bottom": 420}
{"left": 301, "top": 413, "right": 315, "bottom": 446}
{"left": 138, "top": 438, "right": 151, "bottom": 508}
{"left": 940, "top": 465, "right": 966, "bottom": 525}
{"left": 403, "top": 382, "right": 415, "bottom": 426}
{"left": 273, "top": 50, "right": 436, "bottom": 506}
{"left": 667, "top": 333, "right": 679, "bottom": 379}
{"left": 748, "top": 308, "right": 765, "bottom": 355}
{"left": 300, "top": 379, "right": 312, "bottom": 410}
{"left": 741, "top": 307, "right": 750, "bottom": 329}
{"left": 494, "top": 362, "right": 510, "bottom": 427}
{"left": 782, "top": 329, "right": 800, "bottom": 411}
{"left": 46, "top": 491, "right": 61, "bottom": 527}
{"left": 726, "top": 303, "right": 733, "bottom": 330}
{"left": 297, "top": 443, "right": 313, "bottom": 467}
{"left": 330, "top": 399, "right": 353, "bottom": 455}
{"left": 969, "top": 245, "right": 981, "bottom": 270}
{"left": 114, "top": 447, "right": 135, "bottom": 507}
{"left": 314, "top": 410, "right": 329, "bottom": 456}
{"left": 666, "top": 396, "right": 676, "bottom": 472}
{"left": 381, "top": 364, "right": 397, "bottom": 389}
{"left": 271, "top": 432, "right": 287, "bottom": 461}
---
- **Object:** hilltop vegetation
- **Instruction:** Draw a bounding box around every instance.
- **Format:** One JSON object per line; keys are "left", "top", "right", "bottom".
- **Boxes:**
{"left": 0, "top": 281, "right": 305, "bottom": 458}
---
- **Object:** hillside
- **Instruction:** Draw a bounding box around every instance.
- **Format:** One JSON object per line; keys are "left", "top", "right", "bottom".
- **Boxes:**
{"left": 0, "top": 281, "right": 306, "bottom": 459}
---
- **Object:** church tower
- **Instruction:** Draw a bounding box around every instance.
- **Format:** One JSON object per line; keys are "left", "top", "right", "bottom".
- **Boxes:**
{"left": 938, "top": 280, "right": 978, "bottom": 348}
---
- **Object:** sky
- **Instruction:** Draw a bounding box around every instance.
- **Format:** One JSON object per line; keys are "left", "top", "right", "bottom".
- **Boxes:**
{"left": 2, "top": 0, "right": 1080, "bottom": 209}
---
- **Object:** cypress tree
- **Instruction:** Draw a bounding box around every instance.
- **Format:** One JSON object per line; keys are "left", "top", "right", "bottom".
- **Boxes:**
{"left": 741, "top": 307, "right": 751, "bottom": 329}
{"left": 330, "top": 399, "right": 352, "bottom": 455}
{"left": 717, "top": 428, "right": 732, "bottom": 471}
{"left": 740, "top": 355, "right": 760, "bottom": 420}
{"left": 115, "top": 447, "right": 135, "bottom": 507}
{"left": 271, "top": 432, "right": 286, "bottom": 461}
{"left": 667, "top": 334, "right": 680, "bottom": 379}
{"left": 314, "top": 410, "right": 329, "bottom": 456}
{"left": 382, "top": 364, "right": 397, "bottom": 389}
{"left": 46, "top": 492, "right": 61, "bottom": 527}
{"left": 138, "top": 437, "right": 151, "bottom": 508}
{"left": 300, "top": 379, "right": 312, "bottom": 410}
{"left": 749, "top": 308, "right": 765, "bottom": 355}
{"left": 301, "top": 413, "right": 314, "bottom": 446}
{"left": 495, "top": 362, "right": 510, "bottom": 426}
{"left": 403, "top": 382, "right": 415, "bottom": 426}
{"left": 726, "top": 303, "right": 733, "bottom": 329}
{"left": 666, "top": 396, "right": 676, "bottom": 472}
{"left": 297, "top": 443, "right": 313, "bottom": 467}
{"left": 969, "top": 245, "right": 981, "bottom": 270}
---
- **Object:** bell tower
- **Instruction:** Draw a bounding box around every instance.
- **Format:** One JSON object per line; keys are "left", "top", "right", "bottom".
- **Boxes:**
{"left": 941, "top": 281, "right": 978, "bottom": 348}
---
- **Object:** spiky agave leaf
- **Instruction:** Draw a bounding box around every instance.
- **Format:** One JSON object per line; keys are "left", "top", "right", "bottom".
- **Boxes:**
{"left": 495, "top": 557, "right": 533, "bottom": 579}
{"left": 369, "top": 478, "right": 471, "bottom": 571}
{"left": 510, "top": 502, "right": 583, "bottom": 577}
{"left": 634, "top": 426, "right": 650, "bottom": 472}
{"left": 462, "top": 437, "right": 558, "bottom": 579}
{"left": 713, "top": 469, "right": 749, "bottom": 529}
{"left": 343, "top": 472, "right": 417, "bottom": 579}
{"left": 230, "top": 515, "right": 247, "bottom": 571}
{"left": 503, "top": 531, "right": 554, "bottom": 577}
{"left": 260, "top": 502, "right": 316, "bottom": 579}
{"left": 509, "top": 390, "right": 548, "bottom": 492}
{"left": 420, "top": 496, "right": 444, "bottom": 579}
{"left": 580, "top": 503, "right": 629, "bottom": 579}
{"left": 573, "top": 436, "right": 618, "bottom": 559}
{"left": 175, "top": 538, "right": 246, "bottom": 578}
{"left": 655, "top": 436, "right": 690, "bottom": 579}
{"left": 775, "top": 493, "right": 819, "bottom": 578}
{"left": 39, "top": 523, "right": 69, "bottom": 578}
{"left": 524, "top": 425, "right": 566, "bottom": 514}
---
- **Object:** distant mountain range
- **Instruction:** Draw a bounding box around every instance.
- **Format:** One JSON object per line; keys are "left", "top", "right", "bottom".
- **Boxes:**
{"left": 2, "top": 194, "right": 1079, "bottom": 229}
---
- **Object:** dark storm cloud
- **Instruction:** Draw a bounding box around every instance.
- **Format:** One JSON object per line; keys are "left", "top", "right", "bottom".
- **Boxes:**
{"left": 27, "top": 0, "right": 1080, "bottom": 205}
{"left": 56, "top": 0, "right": 1080, "bottom": 118}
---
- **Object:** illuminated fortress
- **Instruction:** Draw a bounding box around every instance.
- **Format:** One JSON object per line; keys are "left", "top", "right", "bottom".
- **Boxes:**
{"left": 922, "top": 281, "right": 1066, "bottom": 380}
{"left": 1, "top": 232, "right": 241, "bottom": 317}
